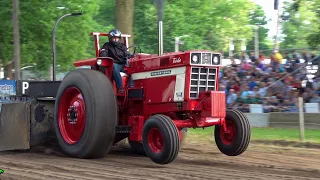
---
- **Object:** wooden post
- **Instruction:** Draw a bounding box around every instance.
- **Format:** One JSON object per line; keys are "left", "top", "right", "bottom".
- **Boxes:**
{"left": 12, "top": 0, "right": 21, "bottom": 80}
{"left": 298, "top": 97, "right": 305, "bottom": 142}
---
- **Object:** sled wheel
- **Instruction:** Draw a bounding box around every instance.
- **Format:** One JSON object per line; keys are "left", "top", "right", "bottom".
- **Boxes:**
{"left": 54, "top": 69, "right": 118, "bottom": 158}
{"left": 129, "top": 141, "right": 146, "bottom": 156}
{"left": 142, "top": 114, "right": 180, "bottom": 164}
{"left": 214, "top": 109, "right": 251, "bottom": 156}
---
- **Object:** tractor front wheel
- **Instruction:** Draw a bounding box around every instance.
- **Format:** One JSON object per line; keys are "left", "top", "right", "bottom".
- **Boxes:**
{"left": 214, "top": 110, "right": 251, "bottom": 156}
{"left": 142, "top": 114, "right": 180, "bottom": 164}
{"left": 54, "top": 69, "right": 118, "bottom": 158}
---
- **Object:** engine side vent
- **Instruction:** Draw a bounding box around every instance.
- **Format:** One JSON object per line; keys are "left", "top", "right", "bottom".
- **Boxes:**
{"left": 189, "top": 67, "right": 217, "bottom": 98}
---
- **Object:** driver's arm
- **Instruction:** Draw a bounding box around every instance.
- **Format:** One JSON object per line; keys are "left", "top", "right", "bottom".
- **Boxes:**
{"left": 99, "top": 43, "right": 109, "bottom": 57}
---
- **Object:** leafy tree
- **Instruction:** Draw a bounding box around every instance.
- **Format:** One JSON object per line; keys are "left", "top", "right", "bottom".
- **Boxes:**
{"left": 133, "top": 0, "right": 256, "bottom": 54}
{"left": 246, "top": 4, "right": 270, "bottom": 54}
{"left": 0, "top": 0, "right": 104, "bottom": 79}
{"left": 280, "top": 0, "right": 319, "bottom": 50}
{"left": 0, "top": 0, "right": 14, "bottom": 66}
{"left": 0, "top": 0, "right": 273, "bottom": 79}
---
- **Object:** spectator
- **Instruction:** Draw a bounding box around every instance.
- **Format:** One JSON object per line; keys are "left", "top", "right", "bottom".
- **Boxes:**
{"left": 221, "top": 50, "right": 318, "bottom": 112}
{"left": 310, "top": 93, "right": 320, "bottom": 103}
{"left": 227, "top": 89, "right": 238, "bottom": 107}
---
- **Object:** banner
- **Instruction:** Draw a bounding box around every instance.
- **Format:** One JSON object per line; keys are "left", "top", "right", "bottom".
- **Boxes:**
{"left": 0, "top": 80, "right": 17, "bottom": 96}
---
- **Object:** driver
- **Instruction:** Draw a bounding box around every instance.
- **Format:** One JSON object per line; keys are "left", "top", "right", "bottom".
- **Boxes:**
{"left": 99, "top": 29, "right": 134, "bottom": 94}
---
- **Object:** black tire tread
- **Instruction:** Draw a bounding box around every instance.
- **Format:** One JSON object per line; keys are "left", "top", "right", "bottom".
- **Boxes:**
{"left": 214, "top": 109, "right": 251, "bottom": 156}
{"left": 54, "top": 69, "right": 118, "bottom": 159}
{"left": 233, "top": 109, "right": 251, "bottom": 155}
{"left": 156, "top": 114, "right": 180, "bottom": 163}
{"left": 142, "top": 114, "right": 180, "bottom": 164}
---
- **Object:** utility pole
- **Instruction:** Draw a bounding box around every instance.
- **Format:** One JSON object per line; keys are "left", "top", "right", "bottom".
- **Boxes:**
{"left": 12, "top": 0, "right": 20, "bottom": 80}
{"left": 241, "top": 38, "right": 246, "bottom": 52}
{"left": 274, "top": 0, "right": 281, "bottom": 51}
{"left": 229, "top": 38, "right": 234, "bottom": 57}
{"left": 52, "top": 12, "right": 83, "bottom": 81}
{"left": 254, "top": 25, "right": 259, "bottom": 59}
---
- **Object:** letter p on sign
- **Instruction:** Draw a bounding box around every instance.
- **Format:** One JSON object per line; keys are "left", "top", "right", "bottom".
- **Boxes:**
{"left": 22, "top": 82, "right": 29, "bottom": 94}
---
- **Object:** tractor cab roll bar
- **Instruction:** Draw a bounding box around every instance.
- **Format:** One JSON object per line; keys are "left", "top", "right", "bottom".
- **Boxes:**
{"left": 90, "top": 32, "right": 131, "bottom": 58}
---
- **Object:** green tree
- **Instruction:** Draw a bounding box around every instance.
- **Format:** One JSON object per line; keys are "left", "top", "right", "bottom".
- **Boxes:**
{"left": 0, "top": 0, "right": 104, "bottom": 78}
{"left": 246, "top": 4, "right": 270, "bottom": 53}
{"left": 280, "top": 0, "right": 319, "bottom": 50}
{"left": 133, "top": 0, "right": 256, "bottom": 54}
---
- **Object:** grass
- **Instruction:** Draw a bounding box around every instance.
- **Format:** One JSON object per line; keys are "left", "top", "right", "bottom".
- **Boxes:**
{"left": 186, "top": 127, "right": 320, "bottom": 144}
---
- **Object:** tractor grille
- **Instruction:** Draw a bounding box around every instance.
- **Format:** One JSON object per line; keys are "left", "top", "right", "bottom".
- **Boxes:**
{"left": 190, "top": 67, "right": 217, "bottom": 98}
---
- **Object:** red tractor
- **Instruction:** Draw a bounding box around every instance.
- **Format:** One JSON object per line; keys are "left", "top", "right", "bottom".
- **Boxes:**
{"left": 0, "top": 27, "right": 250, "bottom": 165}
{"left": 51, "top": 29, "right": 251, "bottom": 164}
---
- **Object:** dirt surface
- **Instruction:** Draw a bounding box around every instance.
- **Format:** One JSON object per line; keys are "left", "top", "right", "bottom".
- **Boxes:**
{"left": 0, "top": 139, "right": 320, "bottom": 180}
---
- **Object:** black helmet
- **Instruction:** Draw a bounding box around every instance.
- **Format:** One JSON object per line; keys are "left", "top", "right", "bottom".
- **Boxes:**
{"left": 108, "top": 29, "right": 122, "bottom": 46}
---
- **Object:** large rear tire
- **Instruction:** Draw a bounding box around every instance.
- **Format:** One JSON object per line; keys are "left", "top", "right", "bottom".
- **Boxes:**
{"left": 214, "top": 110, "right": 251, "bottom": 156}
{"left": 54, "top": 69, "right": 118, "bottom": 158}
{"left": 142, "top": 114, "right": 180, "bottom": 164}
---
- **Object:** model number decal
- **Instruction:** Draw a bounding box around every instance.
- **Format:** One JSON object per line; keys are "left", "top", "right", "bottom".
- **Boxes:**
{"left": 151, "top": 70, "right": 171, "bottom": 76}
{"left": 172, "top": 57, "right": 182, "bottom": 64}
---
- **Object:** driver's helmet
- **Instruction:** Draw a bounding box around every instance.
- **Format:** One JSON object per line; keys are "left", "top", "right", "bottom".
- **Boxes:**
{"left": 108, "top": 29, "right": 122, "bottom": 46}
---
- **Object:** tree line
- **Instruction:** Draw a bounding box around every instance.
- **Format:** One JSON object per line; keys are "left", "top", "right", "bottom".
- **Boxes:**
{"left": 0, "top": 0, "right": 318, "bottom": 78}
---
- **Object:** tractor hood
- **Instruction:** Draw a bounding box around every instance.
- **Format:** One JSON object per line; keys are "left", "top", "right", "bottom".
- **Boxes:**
{"left": 129, "top": 50, "right": 221, "bottom": 74}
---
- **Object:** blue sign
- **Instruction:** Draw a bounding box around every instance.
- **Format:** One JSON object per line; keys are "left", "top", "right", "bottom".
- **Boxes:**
{"left": 0, "top": 80, "right": 16, "bottom": 96}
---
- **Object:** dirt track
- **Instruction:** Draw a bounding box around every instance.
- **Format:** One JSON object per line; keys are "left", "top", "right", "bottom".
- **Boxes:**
{"left": 0, "top": 139, "right": 320, "bottom": 180}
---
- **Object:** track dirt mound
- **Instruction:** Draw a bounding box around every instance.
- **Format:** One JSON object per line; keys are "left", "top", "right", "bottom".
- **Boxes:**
{"left": 0, "top": 140, "right": 320, "bottom": 180}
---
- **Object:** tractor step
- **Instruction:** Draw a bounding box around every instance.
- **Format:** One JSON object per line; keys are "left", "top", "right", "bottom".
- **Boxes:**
{"left": 115, "top": 125, "right": 131, "bottom": 134}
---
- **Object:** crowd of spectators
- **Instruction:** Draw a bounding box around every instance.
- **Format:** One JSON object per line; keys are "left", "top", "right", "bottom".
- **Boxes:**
{"left": 220, "top": 51, "right": 320, "bottom": 113}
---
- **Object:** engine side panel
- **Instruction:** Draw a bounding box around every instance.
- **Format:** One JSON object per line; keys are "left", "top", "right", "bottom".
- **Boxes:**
{"left": 131, "top": 66, "right": 186, "bottom": 104}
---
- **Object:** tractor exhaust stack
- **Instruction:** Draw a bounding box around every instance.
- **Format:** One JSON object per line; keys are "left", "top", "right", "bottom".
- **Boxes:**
{"left": 158, "top": 21, "right": 163, "bottom": 55}
{"left": 155, "top": 0, "right": 164, "bottom": 56}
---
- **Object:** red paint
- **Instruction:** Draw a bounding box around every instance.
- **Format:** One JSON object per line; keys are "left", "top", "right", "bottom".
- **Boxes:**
{"left": 144, "top": 76, "right": 176, "bottom": 104}
{"left": 148, "top": 128, "right": 163, "bottom": 153}
{"left": 184, "top": 66, "right": 192, "bottom": 101}
{"left": 58, "top": 86, "right": 86, "bottom": 144}
{"left": 73, "top": 58, "right": 99, "bottom": 67}
{"left": 173, "top": 120, "right": 195, "bottom": 129}
{"left": 128, "top": 116, "right": 144, "bottom": 142}
{"left": 68, "top": 32, "right": 227, "bottom": 146}
{"left": 219, "top": 119, "right": 236, "bottom": 145}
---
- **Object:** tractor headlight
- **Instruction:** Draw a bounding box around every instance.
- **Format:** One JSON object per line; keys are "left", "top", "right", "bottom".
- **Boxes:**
{"left": 212, "top": 54, "right": 220, "bottom": 65}
{"left": 97, "top": 59, "right": 102, "bottom": 65}
{"left": 191, "top": 53, "right": 200, "bottom": 64}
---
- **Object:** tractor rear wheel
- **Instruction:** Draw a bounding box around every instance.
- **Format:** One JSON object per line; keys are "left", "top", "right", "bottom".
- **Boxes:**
{"left": 214, "top": 110, "right": 251, "bottom": 156}
{"left": 54, "top": 69, "right": 118, "bottom": 158}
{"left": 142, "top": 114, "right": 180, "bottom": 164}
